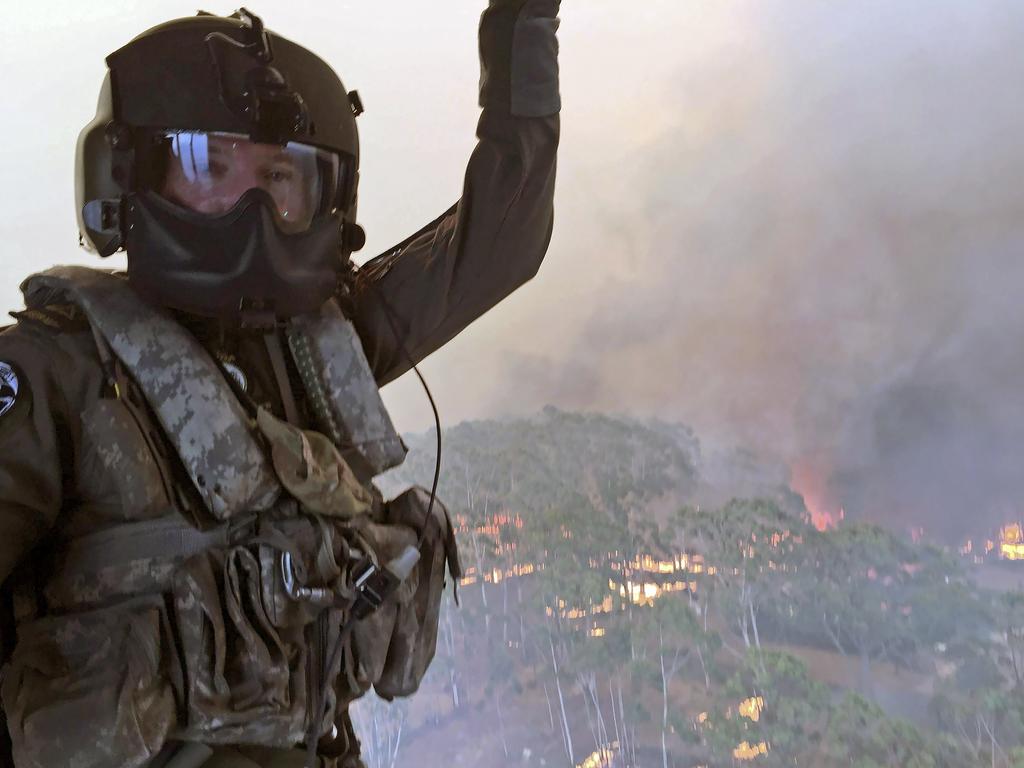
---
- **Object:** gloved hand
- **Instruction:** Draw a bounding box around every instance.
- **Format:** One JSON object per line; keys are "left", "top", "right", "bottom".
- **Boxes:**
{"left": 479, "top": 0, "right": 561, "bottom": 118}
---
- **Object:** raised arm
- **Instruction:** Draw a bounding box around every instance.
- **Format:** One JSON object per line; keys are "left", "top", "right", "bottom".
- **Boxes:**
{"left": 349, "top": 0, "right": 561, "bottom": 386}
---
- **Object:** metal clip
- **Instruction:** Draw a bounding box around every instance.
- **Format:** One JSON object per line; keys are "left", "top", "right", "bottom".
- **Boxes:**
{"left": 280, "top": 551, "right": 331, "bottom": 603}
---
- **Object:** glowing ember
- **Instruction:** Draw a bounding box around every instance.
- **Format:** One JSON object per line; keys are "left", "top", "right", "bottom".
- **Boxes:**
{"left": 733, "top": 740, "right": 770, "bottom": 760}
{"left": 738, "top": 696, "right": 764, "bottom": 722}
{"left": 1000, "top": 523, "right": 1024, "bottom": 561}
{"left": 613, "top": 579, "right": 692, "bottom": 607}
{"left": 575, "top": 742, "right": 618, "bottom": 768}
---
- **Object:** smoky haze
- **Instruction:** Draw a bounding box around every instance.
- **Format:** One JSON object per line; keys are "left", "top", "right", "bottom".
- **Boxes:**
{"left": 3, "top": 2, "right": 1023, "bottom": 542}
{"left": 452, "top": 0, "right": 1024, "bottom": 543}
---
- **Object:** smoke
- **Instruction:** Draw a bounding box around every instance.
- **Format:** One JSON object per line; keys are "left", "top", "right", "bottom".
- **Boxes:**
{"left": 464, "top": 0, "right": 1024, "bottom": 541}
{"left": 5, "top": 1, "right": 1023, "bottom": 541}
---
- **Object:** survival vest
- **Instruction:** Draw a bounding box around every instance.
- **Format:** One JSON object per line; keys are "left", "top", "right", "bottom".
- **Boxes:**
{"left": 1, "top": 267, "right": 460, "bottom": 768}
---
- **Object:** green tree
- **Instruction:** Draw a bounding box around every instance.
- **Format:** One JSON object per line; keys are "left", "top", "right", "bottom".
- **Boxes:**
{"left": 699, "top": 650, "right": 828, "bottom": 767}
{"left": 674, "top": 499, "right": 808, "bottom": 659}
{"left": 483, "top": 633, "right": 523, "bottom": 762}
{"left": 792, "top": 523, "right": 926, "bottom": 694}
{"left": 823, "top": 693, "right": 962, "bottom": 768}
{"left": 932, "top": 685, "right": 1024, "bottom": 768}
{"left": 994, "top": 590, "right": 1024, "bottom": 686}
{"left": 633, "top": 595, "right": 721, "bottom": 768}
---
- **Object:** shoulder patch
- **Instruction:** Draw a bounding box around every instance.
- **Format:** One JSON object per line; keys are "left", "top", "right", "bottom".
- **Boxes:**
{"left": 0, "top": 360, "right": 31, "bottom": 432}
{"left": 0, "top": 362, "right": 18, "bottom": 417}
{"left": 10, "top": 303, "right": 89, "bottom": 334}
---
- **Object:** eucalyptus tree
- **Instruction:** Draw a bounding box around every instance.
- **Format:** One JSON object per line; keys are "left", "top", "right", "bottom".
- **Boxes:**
{"left": 790, "top": 523, "right": 973, "bottom": 695}
{"left": 674, "top": 499, "right": 808, "bottom": 659}
{"left": 823, "top": 693, "right": 963, "bottom": 768}
{"left": 633, "top": 594, "right": 722, "bottom": 768}
{"left": 698, "top": 650, "right": 828, "bottom": 767}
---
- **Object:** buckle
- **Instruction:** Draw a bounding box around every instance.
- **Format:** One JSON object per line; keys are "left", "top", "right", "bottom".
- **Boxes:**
{"left": 226, "top": 513, "right": 259, "bottom": 546}
{"left": 350, "top": 546, "right": 421, "bottom": 620}
{"left": 349, "top": 560, "right": 387, "bottom": 619}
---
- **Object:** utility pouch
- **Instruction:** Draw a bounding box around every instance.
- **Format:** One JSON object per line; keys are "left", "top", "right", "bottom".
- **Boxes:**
{"left": 336, "top": 518, "right": 417, "bottom": 708}
{"left": 255, "top": 513, "right": 331, "bottom": 630}
{"left": 371, "top": 487, "right": 462, "bottom": 700}
{"left": 1, "top": 595, "right": 178, "bottom": 768}
{"left": 256, "top": 407, "right": 373, "bottom": 520}
{"left": 170, "top": 545, "right": 311, "bottom": 747}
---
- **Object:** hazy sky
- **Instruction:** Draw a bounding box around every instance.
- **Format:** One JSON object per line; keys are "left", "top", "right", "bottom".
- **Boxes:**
{"left": 3, "top": 2, "right": 1023, "bottom": 539}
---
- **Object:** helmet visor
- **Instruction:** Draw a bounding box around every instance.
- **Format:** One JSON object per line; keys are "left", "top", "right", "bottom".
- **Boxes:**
{"left": 143, "top": 131, "right": 347, "bottom": 233}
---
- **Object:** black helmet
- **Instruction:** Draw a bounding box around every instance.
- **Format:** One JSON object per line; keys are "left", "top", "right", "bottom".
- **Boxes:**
{"left": 76, "top": 8, "right": 367, "bottom": 321}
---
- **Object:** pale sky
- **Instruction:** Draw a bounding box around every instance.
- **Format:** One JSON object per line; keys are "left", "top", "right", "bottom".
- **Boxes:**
{"left": 3, "top": 2, "right": 1024, "bottom": 537}
{"left": 0, "top": 0, "right": 692, "bottom": 430}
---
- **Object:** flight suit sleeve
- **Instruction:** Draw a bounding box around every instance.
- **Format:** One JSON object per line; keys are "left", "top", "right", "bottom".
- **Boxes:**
{"left": 0, "top": 324, "right": 68, "bottom": 587}
{"left": 350, "top": 0, "right": 561, "bottom": 386}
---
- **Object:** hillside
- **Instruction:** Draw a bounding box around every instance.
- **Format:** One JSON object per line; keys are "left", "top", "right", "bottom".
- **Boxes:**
{"left": 352, "top": 409, "right": 1024, "bottom": 768}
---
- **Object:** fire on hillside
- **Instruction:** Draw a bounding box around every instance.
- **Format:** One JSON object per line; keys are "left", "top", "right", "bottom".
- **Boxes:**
{"left": 960, "top": 522, "right": 1024, "bottom": 565}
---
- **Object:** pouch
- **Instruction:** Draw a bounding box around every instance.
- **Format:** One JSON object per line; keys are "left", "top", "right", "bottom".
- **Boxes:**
{"left": 171, "top": 545, "right": 310, "bottom": 747}
{"left": 337, "top": 518, "right": 418, "bottom": 707}
{"left": 372, "top": 486, "right": 462, "bottom": 699}
{"left": 1, "top": 595, "right": 177, "bottom": 768}
{"left": 256, "top": 407, "right": 373, "bottom": 520}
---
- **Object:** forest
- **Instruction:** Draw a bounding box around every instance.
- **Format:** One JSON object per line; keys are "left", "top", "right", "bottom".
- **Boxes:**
{"left": 352, "top": 407, "right": 1024, "bottom": 768}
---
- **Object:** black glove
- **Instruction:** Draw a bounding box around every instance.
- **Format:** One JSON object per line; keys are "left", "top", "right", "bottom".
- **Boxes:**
{"left": 479, "top": 0, "right": 561, "bottom": 118}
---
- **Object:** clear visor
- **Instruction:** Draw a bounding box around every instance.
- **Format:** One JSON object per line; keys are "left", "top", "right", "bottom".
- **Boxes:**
{"left": 148, "top": 131, "right": 345, "bottom": 233}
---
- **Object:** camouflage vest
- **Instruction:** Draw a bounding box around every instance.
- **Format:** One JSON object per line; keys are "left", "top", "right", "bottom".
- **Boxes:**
{"left": 2, "top": 268, "right": 459, "bottom": 768}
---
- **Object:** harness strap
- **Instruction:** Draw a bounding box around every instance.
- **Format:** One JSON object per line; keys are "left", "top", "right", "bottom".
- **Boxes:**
{"left": 22, "top": 266, "right": 283, "bottom": 520}
{"left": 50, "top": 511, "right": 360, "bottom": 610}
{"left": 264, "top": 330, "right": 303, "bottom": 427}
{"left": 88, "top": 328, "right": 206, "bottom": 524}
{"left": 58, "top": 515, "right": 260, "bottom": 575}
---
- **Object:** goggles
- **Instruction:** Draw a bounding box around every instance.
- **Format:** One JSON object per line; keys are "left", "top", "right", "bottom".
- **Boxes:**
{"left": 141, "top": 131, "right": 350, "bottom": 233}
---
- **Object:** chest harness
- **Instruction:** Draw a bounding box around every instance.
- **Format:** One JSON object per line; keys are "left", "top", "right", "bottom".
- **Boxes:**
{"left": 3, "top": 267, "right": 457, "bottom": 768}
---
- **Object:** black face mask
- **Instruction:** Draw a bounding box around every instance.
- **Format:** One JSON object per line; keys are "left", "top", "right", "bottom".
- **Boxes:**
{"left": 126, "top": 188, "right": 345, "bottom": 323}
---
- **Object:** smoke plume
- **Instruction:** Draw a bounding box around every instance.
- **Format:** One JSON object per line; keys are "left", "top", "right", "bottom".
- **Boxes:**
{"left": 458, "top": 0, "right": 1024, "bottom": 542}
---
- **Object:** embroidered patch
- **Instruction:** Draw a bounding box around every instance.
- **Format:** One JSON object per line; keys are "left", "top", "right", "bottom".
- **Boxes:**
{"left": 0, "top": 361, "right": 19, "bottom": 417}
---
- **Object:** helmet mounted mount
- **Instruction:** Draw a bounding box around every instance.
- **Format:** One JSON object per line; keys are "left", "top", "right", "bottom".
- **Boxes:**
{"left": 205, "top": 8, "right": 311, "bottom": 146}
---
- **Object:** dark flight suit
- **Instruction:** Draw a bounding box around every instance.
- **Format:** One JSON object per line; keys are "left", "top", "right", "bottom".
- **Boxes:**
{"left": 0, "top": 1, "right": 559, "bottom": 765}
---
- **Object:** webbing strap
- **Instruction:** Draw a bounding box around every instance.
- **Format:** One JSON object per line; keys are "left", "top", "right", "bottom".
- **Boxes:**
{"left": 264, "top": 330, "right": 302, "bottom": 426}
{"left": 58, "top": 515, "right": 257, "bottom": 575}
{"left": 21, "top": 266, "right": 282, "bottom": 519}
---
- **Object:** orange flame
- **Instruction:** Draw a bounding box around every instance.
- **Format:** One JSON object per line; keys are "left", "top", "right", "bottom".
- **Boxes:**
{"left": 790, "top": 459, "right": 844, "bottom": 531}
{"left": 1000, "top": 523, "right": 1024, "bottom": 561}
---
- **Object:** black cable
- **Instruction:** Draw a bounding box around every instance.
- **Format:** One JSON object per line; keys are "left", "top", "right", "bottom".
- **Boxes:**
{"left": 349, "top": 259, "right": 442, "bottom": 537}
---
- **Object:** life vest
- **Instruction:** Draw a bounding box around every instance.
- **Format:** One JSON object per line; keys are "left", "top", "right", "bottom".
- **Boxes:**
{"left": 2, "top": 267, "right": 459, "bottom": 768}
